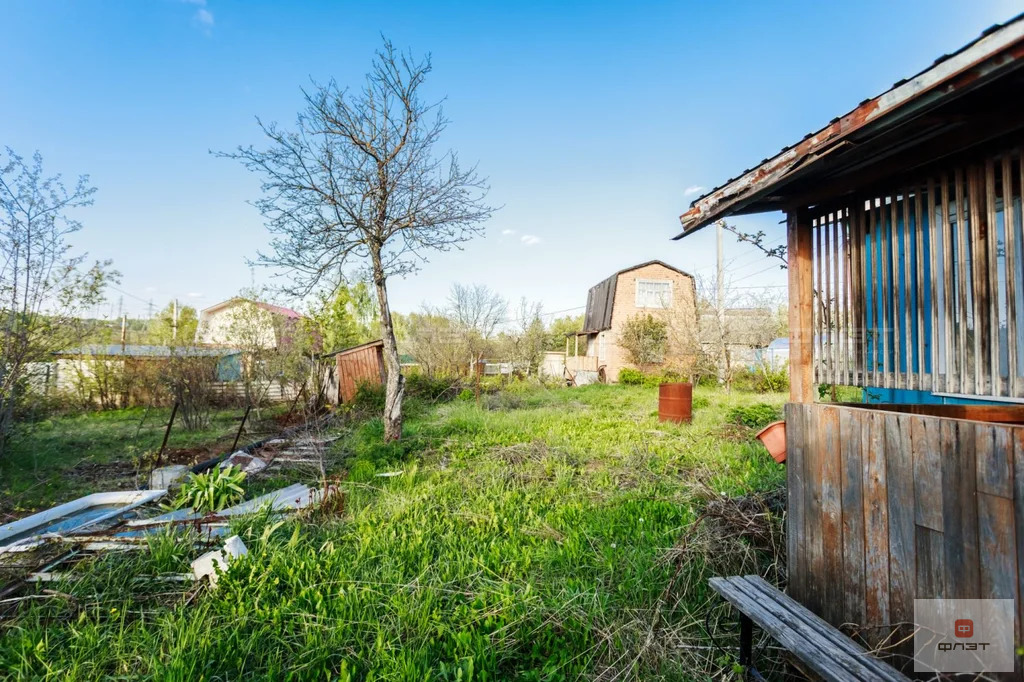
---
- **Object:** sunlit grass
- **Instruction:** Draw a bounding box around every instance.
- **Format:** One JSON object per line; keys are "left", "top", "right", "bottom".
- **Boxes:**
{"left": 0, "top": 384, "right": 786, "bottom": 680}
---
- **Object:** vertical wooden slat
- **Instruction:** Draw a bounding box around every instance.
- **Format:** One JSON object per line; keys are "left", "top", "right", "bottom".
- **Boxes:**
{"left": 902, "top": 190, "right": 914, "bottom": 390}
{"left": 831, "top": 218, "right": 839, "bottom": 387}
{"left": 805, "top": 404, "right": 825, "bottom": 616}
{"left": 859, "top": 205, "right": 869, "bottom": 389}
{"left": 927, "top": 178, "right": 940, "bottom": 393}
{"left": 889, "top": 198, "right": 902, "bottom": 391}
{"left": 839, "top": 407, "right": 866, "bottom": 626}
{"left": 1005, "top": 155, "right": 1019, "bottom": 397}
{"left": 864, "top": 410, "right": 890, "bottom": 626}
{"left": 970, "top": 164, "right": 988, "bottom": 395}
{"left": 880, "top": 199, "right": 888, "bottom": 387}
{"left": 979, "top": 489, "right": 1017, "bottom": 601}
{"left": 912, "top": 416, "right": 943, "bottom": 531}
{"left": 820, "top": 406, "right": 844, "bottom": 624}
{"left": 886, "top": 413, "right": 915, "bottom": 632}
{"left": 824, "top": 215, "right": 833, "bottom": 388}
{"left": 943, "top": 419, "right": 980, "bottom": 599}
{"left": 916, "top": 526, "right": 946, "bottom": 601}
{"left": 915, "top": 185, "right": 926, "bottom": 390}
{"left": 816, "top": 219, "right": 824, "bottom": 386}
{"left": 941, "top": 175, "right": 956, "bottom": 394}
{"left": 786, "top": 403, "right": 806, "bottom": 601}
{"left": 955, "top": 168, "right": 971, "bottom": 396}
{"left": 843, "top": 211, "right": 853, "bottom": 385}
{"left": 985, "top": 161, "right": 1000, "bottom": 395}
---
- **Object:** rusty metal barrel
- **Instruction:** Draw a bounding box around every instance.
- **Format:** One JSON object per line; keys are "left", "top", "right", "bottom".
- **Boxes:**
{"left": 658, "top": 382, "right": 693, "bottom": 423}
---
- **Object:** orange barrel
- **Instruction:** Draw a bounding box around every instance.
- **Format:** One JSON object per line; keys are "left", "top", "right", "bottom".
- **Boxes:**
{"left": 658, "top": 382, "right": 693, "bottom": 423}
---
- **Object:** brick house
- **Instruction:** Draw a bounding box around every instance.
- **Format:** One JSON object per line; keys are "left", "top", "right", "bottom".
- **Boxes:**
{"left": 570, "top": 260, "right": 696, "bottom": 382}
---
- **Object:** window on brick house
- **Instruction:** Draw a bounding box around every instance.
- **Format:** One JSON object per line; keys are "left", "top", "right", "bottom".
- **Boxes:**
{"left": 635, "top": 279, "right": 672, "bottom": 309}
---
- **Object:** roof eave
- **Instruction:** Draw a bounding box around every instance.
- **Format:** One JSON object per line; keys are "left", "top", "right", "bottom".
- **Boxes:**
{"left": 675, "top": 13, "right": 1024, "bottom": 238}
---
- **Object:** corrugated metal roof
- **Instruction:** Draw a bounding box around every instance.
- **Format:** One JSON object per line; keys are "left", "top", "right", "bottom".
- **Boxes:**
{"left": 677, "top": 12, "right": 1024, "bottom": 235}
{"left": 54, "top": 345, "right": 240, "bottom": 358}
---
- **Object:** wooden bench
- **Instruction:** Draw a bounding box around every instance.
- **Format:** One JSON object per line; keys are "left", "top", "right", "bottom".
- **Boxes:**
{"left": 709, "top": 575, "right": 910, "bottom": 681}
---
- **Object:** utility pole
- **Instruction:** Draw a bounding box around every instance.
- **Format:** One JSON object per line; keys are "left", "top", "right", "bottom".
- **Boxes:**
{"left": 120, "top": 314, "right": 127, "bottom": 352}
{"left": 716, "top": 220, "right": 727, "bottom": 385}
{"left": 172, "top": 299, "right": 178, "bottom": 342}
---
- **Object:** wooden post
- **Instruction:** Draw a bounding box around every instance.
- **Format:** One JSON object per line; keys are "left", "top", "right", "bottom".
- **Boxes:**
{"left": 788, "top": 210, "right": 815, "bottom": 403}
{"left": 574, "top": 334, "right": 579, "bottom": 357}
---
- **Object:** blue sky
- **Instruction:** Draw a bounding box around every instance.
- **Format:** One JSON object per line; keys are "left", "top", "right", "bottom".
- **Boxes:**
{"left": 2, "top": 0, "right": 1019, "bottom": 321}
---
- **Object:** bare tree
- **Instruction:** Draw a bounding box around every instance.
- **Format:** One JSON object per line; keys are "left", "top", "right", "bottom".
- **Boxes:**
{"left": 220, "top": 40, "right": 493, "bottom": 441}
{"left": 447, "top": 283, "right": 507, "bottom": 340}
{"left": 0, "top": 148, "right": 115, "bottom": 456}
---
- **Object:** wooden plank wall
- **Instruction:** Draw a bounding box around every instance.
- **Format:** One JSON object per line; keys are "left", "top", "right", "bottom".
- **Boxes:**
{"left": 787, "top": 402, "right": 1024, "bottom": 673}
{"left": 810, "top": 145, "right": 1024, "bottom": 399}
{"left": 337, "top": 345, "right": 386, "bottom": 403}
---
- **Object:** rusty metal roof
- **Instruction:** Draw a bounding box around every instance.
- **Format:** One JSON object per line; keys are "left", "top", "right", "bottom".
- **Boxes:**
{"left": 677, "top": 12, "right": 1024, "bottom": 236}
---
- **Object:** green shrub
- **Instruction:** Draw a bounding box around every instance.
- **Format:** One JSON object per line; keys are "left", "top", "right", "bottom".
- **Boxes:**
{"left": 405, "top": 373, "right": 461, "bottom": 401}
{"left": 692, "top": 395, "right": 710, "bottom": 410}
{"left": 619, "top": 368, "right": 644, "bottom": 385}
{"left": 351, "top": 382, "right": 386, "bottom": 412}
{"left": 734, "top": 364, "right": 789, "bottom": 393}
{"left": 457, "top": 388, "right": 475, "bottom": 401}
{"left": 170, "top": 465, "right": 246, "bottom": 513}
{"left": 727, "top": 403, "right": 782, "bottom": 430}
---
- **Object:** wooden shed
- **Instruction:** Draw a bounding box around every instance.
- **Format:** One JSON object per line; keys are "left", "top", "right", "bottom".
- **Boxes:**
{"left": 324, "top": 339, "right": 385, "bottom": 404}
{"left": 677, "top": 14, "right": 1024, "bottom": 675}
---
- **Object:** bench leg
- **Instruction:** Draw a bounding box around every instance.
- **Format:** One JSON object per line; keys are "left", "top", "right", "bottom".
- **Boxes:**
{"left": 739, "top": 613, "right": 752, "bottom": 668}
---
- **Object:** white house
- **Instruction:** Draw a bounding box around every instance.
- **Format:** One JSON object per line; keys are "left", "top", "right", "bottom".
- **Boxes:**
{"left": 195, "top": 298, "right": 306, "bottom": 350}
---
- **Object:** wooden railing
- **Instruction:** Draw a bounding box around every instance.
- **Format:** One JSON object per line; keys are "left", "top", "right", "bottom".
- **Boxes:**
{"left": 810, "top": 145, "right": 1024, "bottom": 398}
{"left": 565, "top": 355, "right": 599, "bottom": 372}
{"left": 786, "top": 401, "right": 1024, "bottom": 669}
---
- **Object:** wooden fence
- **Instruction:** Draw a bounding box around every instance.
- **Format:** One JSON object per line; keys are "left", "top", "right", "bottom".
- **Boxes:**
{"left": 787, "top": 401, "right": 1024, "bottom": 670}
{"left": 809, "top": 144, "right": 1024, "bottom": 398}
{"left": 210, "top": 380, "right": 299, "bottom": 402}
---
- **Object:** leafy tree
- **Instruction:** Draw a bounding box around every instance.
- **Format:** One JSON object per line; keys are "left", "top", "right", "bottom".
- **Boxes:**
{"left": 221, "top": 40, "right": 493, "bottom": 441}
{"left": 618, "top": 314, "right": 668, "bottom": 372}
{"left": 0, "top": 148, "right": 116, "bottom": 455}
{"left": 310, "top": 285, "right": 362, "bottom": 354}
{"left": 546, "top": 314, "right": 584, "bottom": 355}
{"left": 148, "top": 302, "right": 198, "bottom": 345}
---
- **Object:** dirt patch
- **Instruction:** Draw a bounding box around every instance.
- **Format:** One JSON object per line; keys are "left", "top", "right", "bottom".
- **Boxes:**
{"left": 67, "top": 459, "right": 140, "bottom": 490}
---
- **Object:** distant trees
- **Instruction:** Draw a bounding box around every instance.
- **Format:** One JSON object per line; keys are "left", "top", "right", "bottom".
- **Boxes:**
{"left": 148, "top": 302, "right": 198, "bottom": 346}
{"left": 222, "top": 39, "right": 493, "bottom": 441}
{"left": 546, "top": 314, "right": 583, "bottom": 355}
{"left": 0, "top": 148, "right": 116, "bottom": 456}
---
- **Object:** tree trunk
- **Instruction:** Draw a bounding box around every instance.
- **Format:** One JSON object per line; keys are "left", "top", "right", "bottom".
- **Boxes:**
{"left": 371, "top": 249, "right": 404, "bottom": 441}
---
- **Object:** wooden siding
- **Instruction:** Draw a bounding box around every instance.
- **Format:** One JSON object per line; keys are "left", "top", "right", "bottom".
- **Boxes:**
{"left": 787, "top": 402, "right": 1024, "bottom": 672}
{"left": 810, "top": 144, "right": 1024, "bottom": 398}
{"left": 336, "top": 344, "right": 385, "bottom": 403}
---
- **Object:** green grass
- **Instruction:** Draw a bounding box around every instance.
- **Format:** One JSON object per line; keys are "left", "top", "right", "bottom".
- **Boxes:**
{"left": 1, "top": 404, "right": 287, "bottom": 512}
{"left": 0, "top": 384, "right": 787, "bottom": 680}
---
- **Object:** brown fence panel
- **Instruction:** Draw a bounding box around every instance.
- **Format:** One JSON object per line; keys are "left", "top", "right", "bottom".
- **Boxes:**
{"left": 787, "top": 403, "right": 1024, "bottom": 672}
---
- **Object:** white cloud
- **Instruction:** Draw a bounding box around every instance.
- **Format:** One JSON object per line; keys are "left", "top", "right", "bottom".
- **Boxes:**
{"left": 520, "top": 234, "right": 542, "bottom": 246}
{"left": 683, "top": 185, "right": 705, "bottom": 196}
{"left": 501, "top": 229, "right": 517, "bottom": 236}
{"left": 195, "top": 8, "right": 214, "bottom": 26}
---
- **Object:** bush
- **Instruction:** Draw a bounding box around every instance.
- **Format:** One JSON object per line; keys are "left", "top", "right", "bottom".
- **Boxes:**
{"left": 405, "top": 373, "right": 461, "bottom": 401}
{"left": 727, "top": 403, "right": 781, "bottom": 430}
{"left": 733, "top": 364, "right": 789, "bottom": 393}
{"left": 351, "top": 382, "right": 386, "bottom": 412}
{"left": 619, "top": 368, "right": 687, "bottom": 388}
{"left": 692, "top": 395, "right": 710, "bottom": 410}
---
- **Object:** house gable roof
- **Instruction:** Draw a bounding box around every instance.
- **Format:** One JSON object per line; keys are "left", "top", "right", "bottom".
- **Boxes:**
{"left": 583, "top": 260, "right": 693, "bottom": 333}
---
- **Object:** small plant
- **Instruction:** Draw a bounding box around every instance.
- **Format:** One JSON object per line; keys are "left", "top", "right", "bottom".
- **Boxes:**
{"left": 727, "top": 403, "right": 781, "bottom": 430}
{"left": 170, "top": 465, "right": 247, "bottom": 514}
